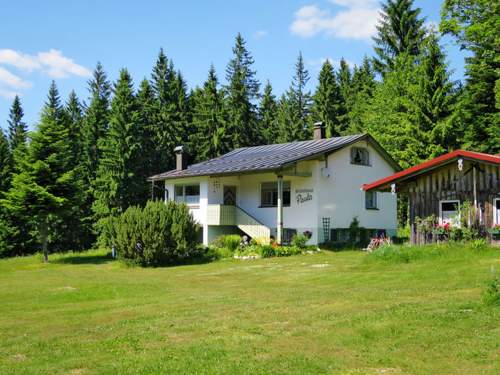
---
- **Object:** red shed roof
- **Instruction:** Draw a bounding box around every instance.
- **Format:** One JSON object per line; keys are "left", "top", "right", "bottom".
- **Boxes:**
{"left": 362, "top": 150, "right": 500, "bottom": 191}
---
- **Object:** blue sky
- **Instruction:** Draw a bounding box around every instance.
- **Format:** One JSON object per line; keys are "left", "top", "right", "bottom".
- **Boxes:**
{"left": 0, "top": 0, "right": 465, "bottom": 130}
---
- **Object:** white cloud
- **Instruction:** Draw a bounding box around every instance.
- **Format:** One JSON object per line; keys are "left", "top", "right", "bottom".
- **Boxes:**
{"left": 290, "top": 2, "right": 380, "bottom": 40}
{"left": 254, "top": 30, "right": 268, "bottom": 39}
{"left": 0, "top": 48, "right": 91, "bottom": 79}
{"left": 306, "top": 57, "right": 354, "bottom": 70}
{"left": 0, "top": 49, "right": 40, "bottom": 71}
{"left": 37, "top": 49, "right": 91, "bottom": 78}
{"left": 0, "top": 67, "right": 32, "bottom": 89}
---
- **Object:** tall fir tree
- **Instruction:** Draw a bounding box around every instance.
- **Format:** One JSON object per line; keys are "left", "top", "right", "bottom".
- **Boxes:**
{"left": 65, "top": 91, "right": 84, "bottom": 168}
{"left": 0, "top": 129, "right": 11, "bottom": 194}
{"left": 93, "top": 69, "right": 145, "bottom": 236}
{"left": 82, "top": 62, "right": 111, "bottom": 183}
{"left": 347, "top": 57, "right": 377, "bottom": 133}
{"left": 277, "top": 52, "right": 311, "bottom": 142}
{"left": 7, "top": 95, "right": 27, "bottom": 154}
{"left": 311, "top": 60, "right": 343, "bottom": 137}
{"left": 258, "top": 81, "right": 279, "bottom": 144}
{"left": 224, "top": 33, "right": 260, "bottom": 148}
{"left": 410, "top": 29, "right": 457, "bottom": 157}
{"left": 373, "top": 0, "right": 426, "bottom": 74}
{"left": 441, "top": 0, "right": 499, "bottom": 153}
{"left": 363, "top": 54, "right": 424, "bottom": 169}
{"left": 1, "top": 82, "right": 80, "bottom": 259}
{"left": 191, "top": 65, "right": 229, "bottom": 161}
{"left": 150, "top": 49, "right": 187, "bottom": 173}
{"left": 135, "top": 79, "right": 157, "bottom": 185}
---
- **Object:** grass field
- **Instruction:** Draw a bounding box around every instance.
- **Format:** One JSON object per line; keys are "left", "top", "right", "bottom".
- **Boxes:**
{"left": 0, "top": 244, "right": 498, "bottom": 374}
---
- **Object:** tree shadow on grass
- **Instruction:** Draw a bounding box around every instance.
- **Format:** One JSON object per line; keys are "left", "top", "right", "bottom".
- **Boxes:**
{"left": 52, "top": 252, "right": 114, "bottom": 265}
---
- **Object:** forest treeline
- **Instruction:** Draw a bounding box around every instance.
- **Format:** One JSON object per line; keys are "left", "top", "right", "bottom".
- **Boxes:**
{"left": 0, "top": 0, "right": 498, "bottom": 256}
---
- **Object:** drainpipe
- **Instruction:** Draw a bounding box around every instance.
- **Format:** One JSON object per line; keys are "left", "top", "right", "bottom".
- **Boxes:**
{"left": 472, "top": 164, "right": 478, "bottom": 223}
{"left": 277, "top": 175, "right": 284, "bottom": 245}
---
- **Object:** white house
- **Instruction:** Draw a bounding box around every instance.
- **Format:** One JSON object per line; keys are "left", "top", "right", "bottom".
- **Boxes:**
{"left": 149, "top": 124, "right": 400, "bottom": 246}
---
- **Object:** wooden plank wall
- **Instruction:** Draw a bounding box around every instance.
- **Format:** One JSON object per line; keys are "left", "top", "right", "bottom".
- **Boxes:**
{"left": 408, "top": 161, "right": 500, "bottom": 244}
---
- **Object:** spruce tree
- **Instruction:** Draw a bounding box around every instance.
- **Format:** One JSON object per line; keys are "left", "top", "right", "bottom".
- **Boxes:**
{"left": 347, "top": 57, "right": 377, "bottom": 133}
{"left": 411, "top": 30, "right": 456, "bottom": 157}
{"left": 258, "top": 81, "right": 279, "bottom": 144}
{"left": 7, "top": 95, "right": 27, "bottom": 154}
{"left": 93, "top": 69, "right": 144, "bottom": 236}
{"left": 135, "top": 79, "right": 157, "bottom": 183}
{"left": 225, "top": 33, "right": 260, "bottom": 148}
{"left": 373, "top": 0, "right": 426, "bottom": 74}
{"left": 363, "top": 54, "right": 424, "bottom": 168}
{"left": 0, "top": 129, "right": 11, "bottom": 194}
{"left": 82, "top": 62, "right": 111, "bottom": 183}
{"left": 191, "top": 65, "right": 229, "bottom": 161}
{"left": 150, "top": 49, "right": 186, "bottom": 173}
{"left": 276, "top": 52, "right": 311, "bottom": 142}
{"left": 65, "top": 91, "right": 84, "bottom": 168}
{"left": 1, "top": 82, "right": 79, "bottom": 260}
{"left": 441, "top": 0, "right": 499, "bottom": 153}
{"left": 311, "top": 60, "right": 343, "bottom": 137}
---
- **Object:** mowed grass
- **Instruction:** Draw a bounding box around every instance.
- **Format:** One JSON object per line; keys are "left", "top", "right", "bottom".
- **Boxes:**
{"left": 0, "top": 245, "right": 498, "bottom": 374}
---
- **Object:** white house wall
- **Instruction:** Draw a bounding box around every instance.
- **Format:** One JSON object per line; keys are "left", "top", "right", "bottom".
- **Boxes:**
{"left": 163, "top": 141, "right": 398, "bottom": 245}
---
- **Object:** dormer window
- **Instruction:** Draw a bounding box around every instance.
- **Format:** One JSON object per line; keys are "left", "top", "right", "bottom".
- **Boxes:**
{"left": 351, "top": 147, "right": 370, "bottom": 166}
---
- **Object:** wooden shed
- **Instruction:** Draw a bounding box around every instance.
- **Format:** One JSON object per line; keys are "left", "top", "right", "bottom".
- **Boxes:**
{"left": 363, "top": 150, "right": 500, "bottom": 244}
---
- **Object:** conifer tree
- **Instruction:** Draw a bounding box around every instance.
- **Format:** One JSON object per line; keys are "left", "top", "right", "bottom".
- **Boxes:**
{"left": 276, "top": 52, "right": 311, "bottom": 142}
{"left": 441, "top": 0, "right": 499, "bottom": 153}
{"left": 225, "top": 33, "right": 260, "bottom": 148}
{"left": 1, "top": 82, "right": 79, "bottom": 260}
{"left": 0, "top": 129, "right": 11, "bottom": 194}
{"left": 82, "top": 63, "right": 111, "bottom": 183}
{"left": 347, "top": 57, "right": 377, "bottom": 133}
{"left": 191, "top": 65, "right": 228, "bottom": 161}
{"left": 7, "top": 95, "right": 27, "bottom": 154}
{"left": 363, "top": 54, "right": 424, "bottom": 168}
{"left": 311, "top": 60, "right": 343, "bottom": 137}
{"left": 93, "top": 69, "right": 144, "bottom": 235}
{"left": 135, "top": 79, "right": 157, "bottom": 181}
{"left": 150, "top": 49, "right": 186, "bottom": 173}
{"left": 373, "top": 0, "right": 426, "bottom": 74}
{"left": 258, "top": 81, "right": 279, "bottom": 144}
{"left": 411, "top": 30, "right": 456, "bottom": 157}
{"left": 65, "top": 91, "right": 84, "bottom": 168}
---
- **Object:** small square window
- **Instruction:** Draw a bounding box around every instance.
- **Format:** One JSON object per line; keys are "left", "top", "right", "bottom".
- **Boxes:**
{"left": 439, "top": 200, "right": 460, "bottom": 226}
{"left": 351, "top": 147, "right": 370, "bottom": 166}
{"left": 260, "top": 181, "right": 291, "bottom": 207}
{"left": 365, "top": 191, "right": 378, "bottom": 209}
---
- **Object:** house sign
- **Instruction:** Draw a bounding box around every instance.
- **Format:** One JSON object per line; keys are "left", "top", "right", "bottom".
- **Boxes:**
{"left": 296, "top": 189, "right": 313, "bottom": 204}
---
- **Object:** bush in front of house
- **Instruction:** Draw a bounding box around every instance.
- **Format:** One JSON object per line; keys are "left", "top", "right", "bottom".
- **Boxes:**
{"left": 109, "top": 200, "right": 199, "bottom": 266}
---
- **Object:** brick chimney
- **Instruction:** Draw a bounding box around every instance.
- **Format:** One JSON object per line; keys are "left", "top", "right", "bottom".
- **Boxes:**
{"left": 174, "top": 145, "right": 188, "bottom": 171}
{"left": 313, "top": 121, "right": 326, "bottom": 140}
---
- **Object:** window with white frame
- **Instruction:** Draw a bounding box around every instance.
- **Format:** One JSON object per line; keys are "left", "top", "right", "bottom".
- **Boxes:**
{"left": 494, "top": 198, "right": 500, "bottom": 225}
{"left": 439, "top": 200, "right": 460, "bottom": 226}
{"left": 260, "top": 181, "right": 291, "bottom": 207}
{"left": 351, "top": 147, "right": 370, "bottom": 166}
{"left": 365, "top": 191, "right": 378, "bottom": 209}
{"left": 174, "top": 184, "right": 200, "bottom": 204}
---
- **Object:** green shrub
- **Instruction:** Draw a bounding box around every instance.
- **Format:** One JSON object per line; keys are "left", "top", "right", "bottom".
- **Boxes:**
{"left": 291, "top": 234, "right": 308, "bottom": 249}
{"left": 483, "top": 275, "right": 500, "bottom": 306}
{"left": 212, "top": 234, "right": 241, "bottom": 253}
{"left": 109, "top": 201, "right": 198, "bottom": 266}
{"left": 256, "top": 245, "right": 276, "bottom": 258}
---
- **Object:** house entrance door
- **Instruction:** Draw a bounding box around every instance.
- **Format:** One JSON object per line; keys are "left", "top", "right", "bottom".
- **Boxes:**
{"left": 223, "top": 186, "right": 237, "bottom": 205}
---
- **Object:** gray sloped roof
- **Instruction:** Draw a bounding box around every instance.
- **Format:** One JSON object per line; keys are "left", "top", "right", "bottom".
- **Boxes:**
{"left": 149, "top": 133, "right": 398, "bottom": 181}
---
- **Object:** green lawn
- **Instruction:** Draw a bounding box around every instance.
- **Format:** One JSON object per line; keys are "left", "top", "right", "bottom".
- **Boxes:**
{"left": 0, "top": 245, "right": 498, "bottom": 374}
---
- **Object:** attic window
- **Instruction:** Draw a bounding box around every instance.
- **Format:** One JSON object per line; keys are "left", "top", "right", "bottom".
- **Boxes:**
{"left": 351, "top": 147, "right": 370, "bottom": 166}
